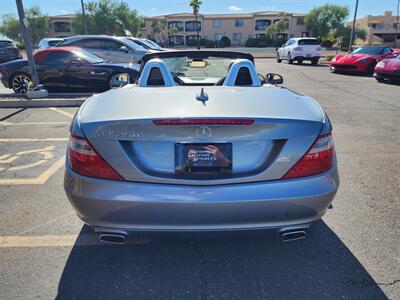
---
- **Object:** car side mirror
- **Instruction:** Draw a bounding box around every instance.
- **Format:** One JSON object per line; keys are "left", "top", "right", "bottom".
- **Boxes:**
{"left": 119, "top": 46, "right": 129, "bottom": 53}
{"left": 266, "top": 73, "right": 283, "bottom": 85}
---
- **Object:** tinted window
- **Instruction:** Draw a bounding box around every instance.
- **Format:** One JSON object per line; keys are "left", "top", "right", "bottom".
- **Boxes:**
{"left": 103, "top": 40, "right": 123, "bottom": 50}
{"left": 41, "top": 51, "right": 73, "bottom": 64}
{"left": 0, "top": 41, "right": 14, "bottom": 48}
{"left": 48, "top": 40, "right": 62, "bottom": 47}
{"left": 352, "top": 47, "right": 384, "bottom": 55}
{"left": 298, "top": 39, "right": 320, "bottom": 45}
{"left": 382, "top": 48, "right": 392, "bottom": 54}
{"left": 74, "top": 39, "right": 104, "bottom": 49}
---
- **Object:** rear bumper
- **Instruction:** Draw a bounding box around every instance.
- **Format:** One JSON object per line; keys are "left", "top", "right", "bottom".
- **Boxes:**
{"left": 64, "top": 161, "right": 339, "bottom": 232}
{"left": 293, "top": 55, "right": 321, "bottom": 61}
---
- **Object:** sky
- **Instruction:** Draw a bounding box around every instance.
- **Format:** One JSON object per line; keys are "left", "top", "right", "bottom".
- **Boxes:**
{"left": 1, "top": 0, "right": 398, "bottom": 20}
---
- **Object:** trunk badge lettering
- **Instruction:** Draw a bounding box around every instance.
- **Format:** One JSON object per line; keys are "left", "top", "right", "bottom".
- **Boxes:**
{"left": 196, "top": 88, "right": 208, "bottom": 105}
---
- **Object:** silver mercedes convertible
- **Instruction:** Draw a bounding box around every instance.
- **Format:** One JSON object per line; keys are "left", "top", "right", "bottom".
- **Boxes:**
{"left": 64, "top": 50, "right": 339, "bottom": 243}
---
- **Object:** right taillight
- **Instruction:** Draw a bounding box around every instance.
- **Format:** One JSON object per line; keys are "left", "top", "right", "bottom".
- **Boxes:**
{"left": 283, "top": 133, "right": 334, "bottom": 179}
{"left": 68, "top": 134, "right": 124, "bottom": 181}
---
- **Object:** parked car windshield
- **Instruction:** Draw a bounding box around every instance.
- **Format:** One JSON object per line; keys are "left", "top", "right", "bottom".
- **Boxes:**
{"left": 73, "top": 49, "right": 104, "bottom": 63}
{"left": 352, "top": 47, "right": 385, "bottom": 55}
{"left": 0, "top": 40, "right": 14, "bottom": 48}
{"left": 298, "top": 39, "right": 320, "bottom": 45}
{"left": 120, "top": 38, "right": 147, "bottom": 51}
{"left": 48, "top": 40, "right": 63, "bottom": 47}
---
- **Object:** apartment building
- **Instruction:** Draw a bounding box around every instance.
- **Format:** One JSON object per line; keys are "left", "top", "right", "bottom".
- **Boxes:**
{"left": 141, "top": 11, "right": 309, "bottom": 46}
{"left": 353, "top": 11, "right": 400, "bottom": 46}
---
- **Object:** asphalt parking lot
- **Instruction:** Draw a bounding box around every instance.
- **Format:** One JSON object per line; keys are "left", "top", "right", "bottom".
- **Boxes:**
{"left": 0, "top": 59, "right": 399, "bottom": 300}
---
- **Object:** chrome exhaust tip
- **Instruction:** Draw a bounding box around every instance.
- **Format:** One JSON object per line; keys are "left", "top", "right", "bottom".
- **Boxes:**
{"left": 280, "top": 229, "right": 307, "bottom": 242}
{"left": 98, "top": 233, "right": 127, "bottom": 244}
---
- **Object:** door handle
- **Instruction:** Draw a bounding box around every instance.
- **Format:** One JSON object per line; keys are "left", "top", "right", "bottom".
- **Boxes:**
{"left": 90, "top": 71, "right": 106, "bottom": 75}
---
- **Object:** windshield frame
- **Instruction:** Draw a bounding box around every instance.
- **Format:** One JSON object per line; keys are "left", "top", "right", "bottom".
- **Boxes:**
{"left": 121, "top": 38, "right": 147, "bottom": 51}
{"left": 351, "top": 46, "right": 385, "bottom": 55}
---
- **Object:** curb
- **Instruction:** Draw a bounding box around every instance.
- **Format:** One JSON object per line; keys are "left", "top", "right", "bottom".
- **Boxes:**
{"left": 0, "top": 98, "right": 86, "bottom": 108}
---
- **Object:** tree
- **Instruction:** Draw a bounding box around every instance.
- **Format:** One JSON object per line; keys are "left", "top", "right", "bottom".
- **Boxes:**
{"left": 71, "top": 0, "right": 143, "bottom": 36}
{"left": 266, "top": 13, "right": 289, "bottom": 48}
{"left": 189, "top": 0, "right": 202, "bottom": 49}
{"left": 304, "top": 4, "right": 349, "bottom": 40}
{"left": 0, "top": 6, "right": 48, "bottom": 47}
{"left": 337, "top": 26, "right": 367, "bottom": 51}
{"left": 149, "top": 18, "right": 177, "bottom": 47}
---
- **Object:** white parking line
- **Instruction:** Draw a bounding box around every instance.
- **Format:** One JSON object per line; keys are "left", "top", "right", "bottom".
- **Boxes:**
{"left": 0, "top": 138, "right": 68, "bottom": 142}
{"left": 0, "top": 121, "right": 70, "bottom": 126}
{"left": 48, "top": 107, "right": 75, "bottom": 119}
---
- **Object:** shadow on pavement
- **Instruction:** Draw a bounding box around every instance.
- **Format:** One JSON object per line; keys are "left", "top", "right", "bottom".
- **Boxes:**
{"left": 56, "top": 221, "right": 387, "bottom": 300}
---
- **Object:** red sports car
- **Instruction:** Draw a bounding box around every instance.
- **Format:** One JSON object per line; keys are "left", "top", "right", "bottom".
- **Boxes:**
{"left": 374, "top": 54, "right": 400, "bottom": 82}
{"left": 329, "top": 46, "right": 400, "bottom": 74}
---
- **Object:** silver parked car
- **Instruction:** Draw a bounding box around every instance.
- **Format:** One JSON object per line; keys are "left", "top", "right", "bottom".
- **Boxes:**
{"left": 57, "top": 35, "right": 148, "bottom": 63}
{"left": 64, "top": 51, "right": 339, "bottom": 244}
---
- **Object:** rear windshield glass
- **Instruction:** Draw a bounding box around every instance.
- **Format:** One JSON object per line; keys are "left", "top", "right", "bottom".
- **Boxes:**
{"left": 161, "top": 56, "right": 234, "bottom": 79}
{"left": 48, "top": 40, "right": 62, "bottom": 47}
{"left": 0, "top": 41, "right": 14, "bottom": 48}
{"left": 298, "top": 39, "right": 320, "bottom": 45}
{"left": 352, "top": 47, "right": 384, "bottom": 55}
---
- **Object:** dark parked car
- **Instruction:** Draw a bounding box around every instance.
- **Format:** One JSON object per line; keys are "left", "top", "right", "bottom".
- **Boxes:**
{"left": 125, "top": 37, "right": 168, "bottom": 51}
{"left": 57, "top": 35, "right": 148, "bottom": 64}
{"left": 0, "top": 47, "right": 139, "bottom": 93}
{"left": 0, "top": 39, "right": 22, "bottom": 63}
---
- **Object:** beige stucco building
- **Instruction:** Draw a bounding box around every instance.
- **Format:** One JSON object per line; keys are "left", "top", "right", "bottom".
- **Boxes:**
{"left": 353, "top": 11, "right": 400, "bottom": 46}
{"left": 48, "top": 14, "right": 74, "bottom": 38}
{"left": 141, "top": 11, "right": 309, "bottom": 46}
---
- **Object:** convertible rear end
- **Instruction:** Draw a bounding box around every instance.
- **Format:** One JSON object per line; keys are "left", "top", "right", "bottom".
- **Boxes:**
{"left": 64, "top": 51, "right": 339, "bottom": 242}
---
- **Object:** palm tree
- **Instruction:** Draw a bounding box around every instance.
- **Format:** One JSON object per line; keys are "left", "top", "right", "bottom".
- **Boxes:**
{"left": 189, "top": 0, "right": 202, "bottom": 49}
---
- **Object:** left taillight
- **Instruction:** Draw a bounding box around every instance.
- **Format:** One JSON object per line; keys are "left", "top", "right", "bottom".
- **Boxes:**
{"left": 68, "top": 134, "right": 124, "bottom": 181}
{"left": 283, "top": 133, "right": 334, "bottom": 179}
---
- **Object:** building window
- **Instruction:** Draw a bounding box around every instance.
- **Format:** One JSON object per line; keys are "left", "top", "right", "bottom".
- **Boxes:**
{"left": 185, "top": 21, "right": 201, "bottom": 32}
{"left": 212, "top": 20, "right": 221, "bottom": 28}
{"left": 301, "top": 32, "right": 309, "bottom": 37}
{"left": 233, "top": 33, "right": 241, "bottom": 42}
{"left": 393, "top": 23, "right": 400, "bottom": 30}
{"left": 169, "top": 35, "right": 184, "bottom": 46}
{"left": 297, "top": 17, "right": 304, "bottom": 25}
{"left": 255, "top": 20, "right": 271, "bottom": 30}
{"left": 235, "top": 19, "right": 244, "bottom": 27}
{"left": 214, "top": 33, "right": 222, "bottom": 41}
{"left": 368, "top": 23, "right": 384, "bottom": 30}
{"left": 54, "top": 22, "right": 71, "bottom": 33}
{"left": 168, "top": 21, "right": 184, "bottom": 32}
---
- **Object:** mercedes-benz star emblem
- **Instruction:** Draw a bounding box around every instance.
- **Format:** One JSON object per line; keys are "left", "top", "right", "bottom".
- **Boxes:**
{"left": 196, "top": 126, "right": 212, "bottom": 138}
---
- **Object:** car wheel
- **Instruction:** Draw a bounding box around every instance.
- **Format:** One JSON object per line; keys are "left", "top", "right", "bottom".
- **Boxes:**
{"left": 276, "top": 53, "right": 282, "bottom": 63}
{"left": 297, "top": 59, "right": 303, "bottom": 64}
{"left": 367, "top": 61, "right": 377, "bottom": 75}
{"left": 311, "top": 58, "right": 319, "bottom": 65}
{"left": 287, "top": 53, "right": 293, "bottom": 64}
{"left": 375, "top": 77, "right": 385, "bottom": 83}
{"left": 108, "top": 73, "right": 130, "bottom": 89}
{"left": 11, "top": 72, "right": 32, "bottom": 94}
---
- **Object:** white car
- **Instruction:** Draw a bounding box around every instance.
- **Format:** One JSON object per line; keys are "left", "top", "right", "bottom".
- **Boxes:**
{"left": 37, "top": 38, "right": 64, "bottom": 49}
{"left": 277, "top": 38, "right": 322, "bottom": 65}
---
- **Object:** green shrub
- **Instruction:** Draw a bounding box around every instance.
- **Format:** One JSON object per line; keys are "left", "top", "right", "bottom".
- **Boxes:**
{"left": 245, "top": 38, "right": 258, "bottom": 47}
{"left": 186, "top": 39, "right": 198, "bottom": 47}
{"left": 256, "top": 39, "right": 268, "bottom": 47}
{"left": 321, "top": 40, "right": 334, "bottom": 47}
{"left": 205, "top": 39, "right": 216, "bottom": 48}
{"left": 325, "top": 55, "right": 336, "bottom": 61}
{"left": 219, "top": 36, "right": 231, "bottom": 48}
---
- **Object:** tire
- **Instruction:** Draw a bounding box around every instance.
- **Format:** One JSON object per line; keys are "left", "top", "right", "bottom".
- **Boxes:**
{"left": 311, "top": 58, "right": 319, "bottom": 65}
{"left": 297, "top": 59, "right": 303, "bottom": 64}
{"left": 287, "top": 53, "right": 293, "bottom": 64}
{"left": 367, "top": 61, "right": 377, "bottom": 76}
{"left": 375, "top": 77, "right": 385, "bottom": 83}
{"left": 276, "top": 53, "right": 282, "bottom": 63}
{"left": 10, "top": 72, "right": 32, "bottom": 94}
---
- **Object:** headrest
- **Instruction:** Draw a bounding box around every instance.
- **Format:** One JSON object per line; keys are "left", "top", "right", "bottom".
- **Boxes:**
{"left": 138, "top": 58, "right": 175, "bottom": 87}
{"left": 223, "top": 59, "right": 261, "bottom": 87}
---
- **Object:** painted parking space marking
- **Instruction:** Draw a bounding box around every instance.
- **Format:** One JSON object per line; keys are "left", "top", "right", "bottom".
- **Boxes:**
{"left": 0, "top": 138, "right": 68, "bottom": 142}
{"left": 0, "top": 121, "right": 70, "bottom": 126}
{"left": 48, "top": 107, "right": 75, "bottom": 118}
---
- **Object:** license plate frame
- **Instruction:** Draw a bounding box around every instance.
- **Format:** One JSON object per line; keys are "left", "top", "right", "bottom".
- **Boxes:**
{"left": 175, "top": 143, "right": 232, "bottom": 174}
